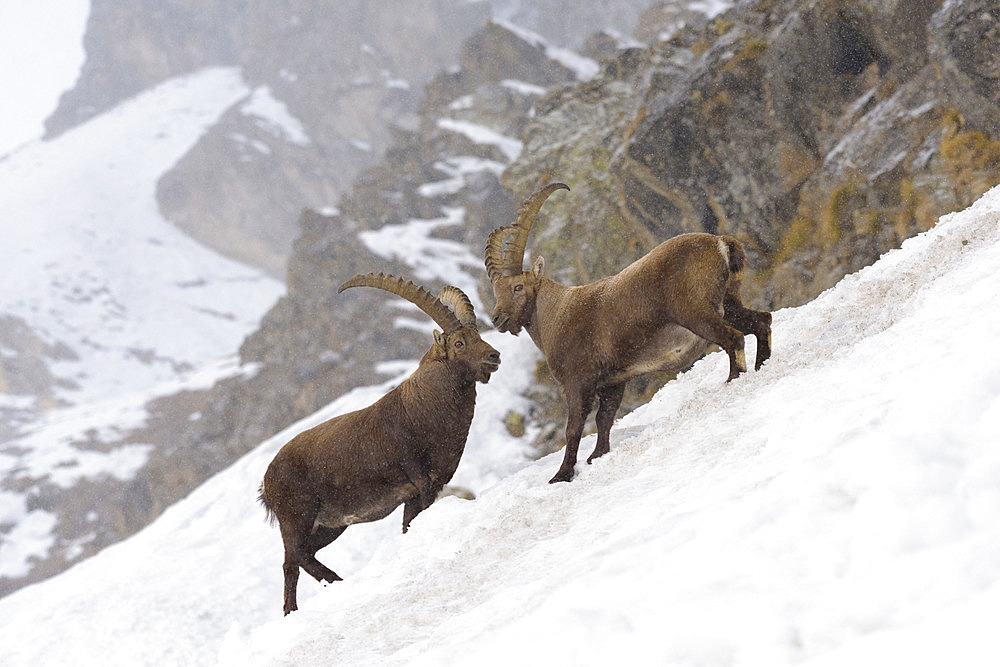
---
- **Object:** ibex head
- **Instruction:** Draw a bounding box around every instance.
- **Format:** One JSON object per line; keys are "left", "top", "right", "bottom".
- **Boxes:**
{"left": 485, "top": 183, "right": 569, "bottom": 335}
{"left": 339, "top": 273, "right": 500, "bottom": 383}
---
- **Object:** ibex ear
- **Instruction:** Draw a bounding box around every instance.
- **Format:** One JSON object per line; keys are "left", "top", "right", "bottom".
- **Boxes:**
{"left": 531, "top": 255, "right": 545, "bottom": 277}
{"left": 432, "top": 330, "right": 445, "bottom": 348}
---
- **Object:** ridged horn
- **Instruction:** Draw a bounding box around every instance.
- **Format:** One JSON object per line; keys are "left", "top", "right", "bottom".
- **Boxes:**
{"left": 485, "top": 226, "right": 512, "bottom": 284}
{"left": 438, "top": 286, "right": 478, "bottom": 330}
{"left": 338, "top": 272, "right": 463, "bottom": 334}
{"left": 502, "top": 182, "right": 569, "bottom": 276}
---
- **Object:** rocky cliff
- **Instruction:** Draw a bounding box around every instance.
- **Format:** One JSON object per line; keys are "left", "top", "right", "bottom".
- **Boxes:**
{"left": 158, "top": 0, "right": 1000, "bottom": 533}
{"left": 507, "top": 0, "right": 1000, "bottom": 309}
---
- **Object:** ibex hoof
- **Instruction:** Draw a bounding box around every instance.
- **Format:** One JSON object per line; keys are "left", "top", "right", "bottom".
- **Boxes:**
{"left": 549, "top": 469, "right": 575, "bottom": 484}
{"left": 586, "top": 449, "right": 609, "bottom": 464}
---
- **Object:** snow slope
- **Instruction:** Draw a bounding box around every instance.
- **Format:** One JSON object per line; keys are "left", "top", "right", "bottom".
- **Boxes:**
{"left": 0, "top": 66, "right": 283, "bottom": 406}
{"left": 0, "top": 66, "right": 285, "bottom": 580}
{"left": 0, "top": 179, "right": 998, "bottom": 664}
{"left": 226, "top": 182, "right": 1000, "bottom": 666}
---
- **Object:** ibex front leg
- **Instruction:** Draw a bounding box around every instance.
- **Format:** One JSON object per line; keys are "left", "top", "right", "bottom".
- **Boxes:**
{"left": 400, "top": 459, "right": 435, "bottom": 533}
{"left": 550, "top": 387, "right": 595, "bottom": 483}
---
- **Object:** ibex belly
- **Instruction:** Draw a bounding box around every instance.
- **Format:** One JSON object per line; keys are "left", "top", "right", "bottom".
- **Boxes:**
{"left": 607, "top": 324, "right": 708, "bottom": 384}
{"left": 315, "top": 483, "right": 416, "bottom": 529}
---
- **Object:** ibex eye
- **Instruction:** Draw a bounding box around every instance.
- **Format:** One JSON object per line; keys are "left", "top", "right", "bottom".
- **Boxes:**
{"left": 513, "top": 284, "right": 524, "bottom": 293}
{"left": 454, "top": 340, "right": 465, "bottom": 349}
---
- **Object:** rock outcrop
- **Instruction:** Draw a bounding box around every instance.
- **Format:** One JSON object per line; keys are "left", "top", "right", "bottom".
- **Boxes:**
{"left": 507, "top": 0, "right": 1000, "bottom": 310}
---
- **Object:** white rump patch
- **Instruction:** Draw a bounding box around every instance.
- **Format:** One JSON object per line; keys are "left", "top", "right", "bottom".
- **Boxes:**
{"left": 717, "top": 237, "right": 729, "bottom": 264}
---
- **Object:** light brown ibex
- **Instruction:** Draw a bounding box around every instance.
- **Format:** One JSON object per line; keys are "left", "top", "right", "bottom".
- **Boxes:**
{"left": 486, "top": 183, "right": 771, "bottom": 483}
{"left": 259, "top": 273, "right": 500, "bottom": 614}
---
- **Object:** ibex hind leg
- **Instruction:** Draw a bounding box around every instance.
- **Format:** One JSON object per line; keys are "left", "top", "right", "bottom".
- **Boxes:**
{"left": 588, "top": 383, "right": 625, "bottom": 464}
{"left": 750, "top": 310, "right": 772, "bottom": 370}
{"left": 683, "top": 311, "right": 746, "bottom": 382}
{"left": 723, "top": 293, "right": 772, "bottom": 370}
{"left": 281, "top": 560, "right": 301, "bottom": 615}
{"left": 301, "top": 525, "right": 346, "bottom": 583}
{"left": 278, "top": 514, "right": 343, "bottom": 614}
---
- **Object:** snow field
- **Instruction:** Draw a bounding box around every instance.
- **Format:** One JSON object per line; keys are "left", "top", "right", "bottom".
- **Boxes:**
{"left": 0, "top": 67, "right": 284, "bottom": 405}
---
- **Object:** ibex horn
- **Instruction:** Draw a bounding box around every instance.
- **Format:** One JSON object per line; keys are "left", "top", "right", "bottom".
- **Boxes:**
{"left": 338, "top": 273, "right": 465, "bottom": 334}
{"left": 485, "top": 226, "right": 512, "bottom": 283}
{"left": 500, "top": 182, "right": 569, "bottom": 277}
{"left": 438, "top": 286, "right": 478, "bottom": 330}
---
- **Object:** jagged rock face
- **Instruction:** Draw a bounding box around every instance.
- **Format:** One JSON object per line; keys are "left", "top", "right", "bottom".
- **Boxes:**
{"left": 200, "top": 0, "right": 1000, "bottom": 470}
{"left": 507, "top": 0, "right": 1000, "bottom": 309}
{"left": 0, "top": 318, "right": 76, "bottom": 442}
{"left": 0, "top": 317, "right": 75, "bottom": 402}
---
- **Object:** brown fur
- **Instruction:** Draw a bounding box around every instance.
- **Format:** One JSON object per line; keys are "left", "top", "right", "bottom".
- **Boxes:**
{"left": 259, "top": 279, "right": 499, "bottom": 614}
{"left": 487, "top": 186, "right": 771, "bottom": 484}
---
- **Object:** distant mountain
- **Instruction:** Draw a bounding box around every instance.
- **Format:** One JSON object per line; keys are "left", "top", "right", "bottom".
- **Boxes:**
{"left": 45, "top": 0, "right": 654, "bottom": 277}
{"left": 0, "top": 67, "right": 284, "bottom": 592}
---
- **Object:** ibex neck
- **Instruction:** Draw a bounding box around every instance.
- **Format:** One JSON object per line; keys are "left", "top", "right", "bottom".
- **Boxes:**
{"left": 395, "top": 361, "right": 475, "bottom": 480}
{"left": 525, "top": 278, "right": 571, "bottom": 355}
{"left": 413, "top": 357, "right": 476, "bottom": 409}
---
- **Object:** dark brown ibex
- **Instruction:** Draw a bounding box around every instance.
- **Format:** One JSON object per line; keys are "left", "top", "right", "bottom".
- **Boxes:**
{"left": 259, "top": 273, "right": 500, "bottom": 614}
{"left": 486, "top": 183, "right": 771, "bottom": 483}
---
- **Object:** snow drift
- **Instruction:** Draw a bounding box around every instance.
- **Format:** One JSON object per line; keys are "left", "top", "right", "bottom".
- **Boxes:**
{"left": 1, "top": 184, "right": 999, "bottom": 665}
